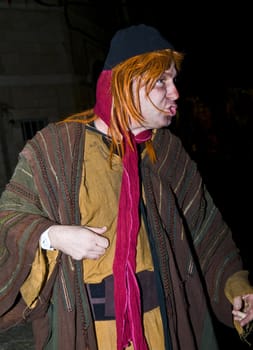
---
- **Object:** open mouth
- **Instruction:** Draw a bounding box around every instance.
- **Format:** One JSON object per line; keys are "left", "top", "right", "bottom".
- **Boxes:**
{"left": 168, "top": 105, "right": 177, "bottom": 116}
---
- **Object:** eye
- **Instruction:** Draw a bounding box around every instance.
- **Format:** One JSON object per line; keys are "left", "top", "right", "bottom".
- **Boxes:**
{"left": 155, "top": 78, "right": 165, "bottom": 87}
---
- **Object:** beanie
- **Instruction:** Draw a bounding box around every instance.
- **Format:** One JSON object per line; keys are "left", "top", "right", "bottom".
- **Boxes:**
{"left": 103, "top": 24, "right": 174, "bottom": 69}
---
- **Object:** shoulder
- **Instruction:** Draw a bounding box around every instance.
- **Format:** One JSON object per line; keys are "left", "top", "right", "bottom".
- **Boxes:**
{"left": 145, "top": 128, "right": 197, "bottom": 178}
{"left": 153, "top": 128, "right": 185, "bottom": 157}
{"left": 21, "top": 121, "right": 86, "bottom": 162}
{"left": 28, "top": 121, "right": 87, "bottom": 151}
{"left": 38, "top": 120, "right": 86, "bottom": 140}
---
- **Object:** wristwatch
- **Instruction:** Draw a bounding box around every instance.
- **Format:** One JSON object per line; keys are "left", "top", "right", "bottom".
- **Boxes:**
{"left": 40, "top": 229, "right": 55, "bottom": 250}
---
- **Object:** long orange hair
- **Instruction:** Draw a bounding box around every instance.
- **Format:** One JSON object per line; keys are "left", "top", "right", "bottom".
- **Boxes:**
{"left": 63, "top": 49, "right": 184, "bottom": 160}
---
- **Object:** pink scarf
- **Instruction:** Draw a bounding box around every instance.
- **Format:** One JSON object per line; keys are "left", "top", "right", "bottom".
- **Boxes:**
{"left": 94, "top": 70, "right": 151, "bottom": 349}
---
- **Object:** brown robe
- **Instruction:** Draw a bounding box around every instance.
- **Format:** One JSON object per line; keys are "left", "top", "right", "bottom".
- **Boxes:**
{"left": 0, "top": 121, "right": 245, "bottom": 349}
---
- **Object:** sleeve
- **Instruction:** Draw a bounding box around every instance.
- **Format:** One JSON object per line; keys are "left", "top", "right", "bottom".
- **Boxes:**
{"left": 0, "top": 152, "right": 57, "bottom": 317}
{"left": 165, "top": 132, "right": 245, "bottom": 326}
{"left": 40, "top": 228, "right": 55, "bottom": 250}
{"left": 225, "top": 270, "right": 253, "bottom": 343}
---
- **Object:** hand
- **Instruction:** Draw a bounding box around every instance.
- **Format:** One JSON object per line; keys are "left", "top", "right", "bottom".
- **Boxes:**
{"left": 48, "top": 224, "right": 109, "bottom": 260}
{"left": 232, "top": 294, "right": 253, "bottom": 327}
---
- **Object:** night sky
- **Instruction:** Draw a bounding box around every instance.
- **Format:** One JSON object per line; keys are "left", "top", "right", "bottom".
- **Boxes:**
{"left": 123, "top": 1, "right": 253, "bottom": 93}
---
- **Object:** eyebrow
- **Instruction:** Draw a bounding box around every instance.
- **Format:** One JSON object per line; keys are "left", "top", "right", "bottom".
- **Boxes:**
{"left": 162, "top": 70, "right": 177, "bottom": 78}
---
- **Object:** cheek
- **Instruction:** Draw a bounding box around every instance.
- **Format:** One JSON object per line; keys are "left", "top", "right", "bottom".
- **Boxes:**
{"left": 149, "top": 89, "right": 165, "bottom": 105}
{"left": 140, "top": 89, "right": 163, "bottom": 116}
{"left": 139, "top": 91, "right": 150, "bottom": 111}
{"left": 141, "top": 97, "right": 155, "bottom": 115}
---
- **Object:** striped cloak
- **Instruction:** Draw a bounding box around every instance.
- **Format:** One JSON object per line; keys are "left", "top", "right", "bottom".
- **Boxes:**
{"left": 0, "top": 121, "right": 244, "bottom": 349}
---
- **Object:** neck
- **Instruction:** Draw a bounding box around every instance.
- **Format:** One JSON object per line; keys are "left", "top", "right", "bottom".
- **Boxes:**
{"left": 95, "top": 116, "right": 151, "bottom": 136}
{"left": 130, "top": 124, "right": 149, "bottom": 136}
{"left": 94, "top": 117, "right": 109, "bottom": 135}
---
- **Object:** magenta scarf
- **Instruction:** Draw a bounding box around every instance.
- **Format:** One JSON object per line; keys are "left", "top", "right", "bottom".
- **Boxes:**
{"left": 94, "top": 70, "right": 151, "bottom": 349}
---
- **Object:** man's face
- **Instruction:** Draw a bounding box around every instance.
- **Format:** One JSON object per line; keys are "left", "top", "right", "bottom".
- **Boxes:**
{"left": 131, "top": 64, "right": 179, "bottom": 135}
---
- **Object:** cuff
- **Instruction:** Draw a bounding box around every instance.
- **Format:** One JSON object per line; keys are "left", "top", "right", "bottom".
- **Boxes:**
{"left": 39, "top": 228, "right": 55, "bottom": 251}
{"left": 225, "top": 270, "right": 253, "bottom": 344}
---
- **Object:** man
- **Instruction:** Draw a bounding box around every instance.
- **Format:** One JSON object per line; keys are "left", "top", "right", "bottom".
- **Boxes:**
{"left": 0, "top": 24, "right": 253, "bottom": 350}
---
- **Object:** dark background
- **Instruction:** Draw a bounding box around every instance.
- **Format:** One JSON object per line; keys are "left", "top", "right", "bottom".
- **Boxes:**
{"left": 1, "top": 1, "right": 253, "bottom": 349}
{"left": 94, "top": 0, "right": 253, "bottom": 90}
{"left": 57, "top": 0, "right": 253, "bottom": 95}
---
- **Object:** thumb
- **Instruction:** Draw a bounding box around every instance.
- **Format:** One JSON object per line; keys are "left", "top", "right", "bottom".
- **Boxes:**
{"left": 87, "top": 225, "right": 107, "bottom": 234}
{"left": 233, "top": 296, "right": 243, "bottom": 311}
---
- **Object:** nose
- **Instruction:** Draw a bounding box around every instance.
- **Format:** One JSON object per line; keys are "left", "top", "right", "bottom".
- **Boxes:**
{"left": 166, "top": 84, "right": 179, "bottom": 101}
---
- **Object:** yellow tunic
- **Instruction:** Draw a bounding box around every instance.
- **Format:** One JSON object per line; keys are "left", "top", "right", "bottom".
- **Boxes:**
{"left": 80, "top": 128, "right": 154, "bottom": 281}
{"left": 80, "top": 128, "right": 164, "bottom": 349}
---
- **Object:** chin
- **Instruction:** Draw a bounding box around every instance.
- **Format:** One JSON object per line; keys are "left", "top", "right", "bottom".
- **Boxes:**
{"left": 164, "top": 118, "right": 173, "bottom": 127}
{"left": 167, "top": 115, "right": 175, "bottom": 124}
{"left": 154, "top": 116, "right": 173, "bottom": 129}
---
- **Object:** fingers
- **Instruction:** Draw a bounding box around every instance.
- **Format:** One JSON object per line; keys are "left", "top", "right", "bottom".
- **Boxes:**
{"left": 242, "top": 294, "right": 253, "bottom": 309}
{"left": 233, "top": 296, "right": 243, "bottom": 311}
{"left": 84, "top": 225, "right": 109, "bottom": 249}
{"left": 95, "top": 234, "right": 109, "bottom": 248}
{"left": 85, "top": 225, "right": 107, "bottom": 234}
{"left": 233, "top": 294, "right": 253, "bottom": 327}
{"left": 82, "top": 225, "right": 109, "bottom": 259}
{"left": 232, "top": 310, "right": 247, "bottom": 322}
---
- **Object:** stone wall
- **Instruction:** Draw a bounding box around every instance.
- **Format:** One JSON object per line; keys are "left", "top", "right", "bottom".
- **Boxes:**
{"left": 0, "top": 0, "right": 106, "bottom": 192}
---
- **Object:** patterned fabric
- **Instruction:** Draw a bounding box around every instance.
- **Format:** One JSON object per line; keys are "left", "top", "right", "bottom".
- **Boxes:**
{"left": 0, "top": 122, "right": 97, "bottom": 350}
{"left": 141, "top": 127, "right": 243, "bottom": 349}
{"left": 0, "top": 121, "right": 244, "bottom": 350}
